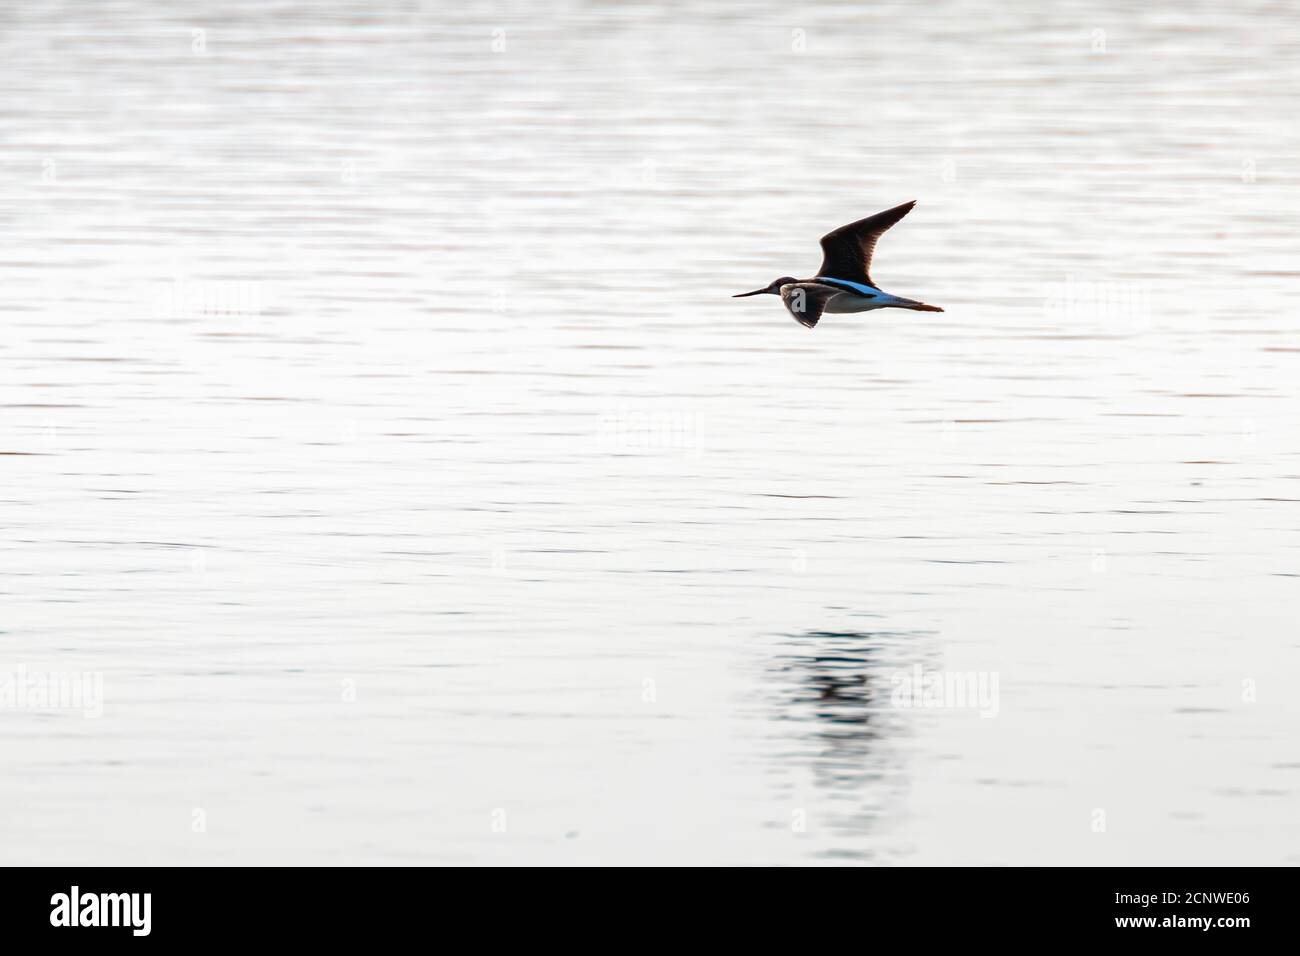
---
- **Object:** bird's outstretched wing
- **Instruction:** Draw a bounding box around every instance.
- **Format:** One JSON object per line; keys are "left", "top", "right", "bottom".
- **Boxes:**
{"left": 816, "top": 200, "right": 916, "bottom": 288}
{"left": 780, "top": 282, "right": 839, "bottom": 329}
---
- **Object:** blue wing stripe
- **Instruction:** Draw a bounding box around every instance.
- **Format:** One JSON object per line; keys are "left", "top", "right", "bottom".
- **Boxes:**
{"left": 814, "top": 276, "right": 881, "bottom": 296}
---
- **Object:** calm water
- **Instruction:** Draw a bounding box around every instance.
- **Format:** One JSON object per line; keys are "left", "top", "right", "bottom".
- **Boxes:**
{"left": 2, "top": 1, "right": 1298, "bottom": 865}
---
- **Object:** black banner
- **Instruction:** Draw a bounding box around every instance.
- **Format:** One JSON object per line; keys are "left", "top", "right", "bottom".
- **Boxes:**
{"left": 0, "top": 866, "right": 1289, "bottom": 943}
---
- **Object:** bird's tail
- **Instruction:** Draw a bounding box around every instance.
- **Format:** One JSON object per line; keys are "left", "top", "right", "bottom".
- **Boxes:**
{"left": 897, "top": 299, "right": 943, "bottom": 313}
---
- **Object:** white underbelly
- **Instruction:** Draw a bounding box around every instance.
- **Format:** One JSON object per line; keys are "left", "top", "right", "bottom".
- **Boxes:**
{"left": 825, "top": 292, "right": 891, "bottom": 313}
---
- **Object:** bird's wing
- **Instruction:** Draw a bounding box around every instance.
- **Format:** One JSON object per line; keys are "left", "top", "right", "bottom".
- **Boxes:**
{"left": 816, "top": 200, "right": 916, "bottom": 287}
{"left": 780, "top": 282, "right": 839, "bottom": 329}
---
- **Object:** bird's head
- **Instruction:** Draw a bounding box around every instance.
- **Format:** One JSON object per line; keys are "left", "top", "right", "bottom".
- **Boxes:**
{"left": 733, "top": 277, "right": 797, "bottom": 298}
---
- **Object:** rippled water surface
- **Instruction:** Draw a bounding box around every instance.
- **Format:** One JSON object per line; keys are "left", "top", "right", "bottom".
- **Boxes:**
{"left": 2, "top": 1, "right": 1299, "bottom": 865}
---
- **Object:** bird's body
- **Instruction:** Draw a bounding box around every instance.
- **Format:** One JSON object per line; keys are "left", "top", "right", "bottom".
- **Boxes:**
{"left": 734, "top": 201, "right": 942, "bottom": 328}
{"left": 808, "top": 277, "right": 910, "bottom": 313}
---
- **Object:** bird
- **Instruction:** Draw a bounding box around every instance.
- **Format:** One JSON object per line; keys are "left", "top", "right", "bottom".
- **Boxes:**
{"left": 733, "top": 200, "right": 942, "bottom": 329}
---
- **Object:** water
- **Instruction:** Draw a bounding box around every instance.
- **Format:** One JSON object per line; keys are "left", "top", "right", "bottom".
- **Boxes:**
{"left": 2, "top": 0, "right": 1298, "bottom": 865}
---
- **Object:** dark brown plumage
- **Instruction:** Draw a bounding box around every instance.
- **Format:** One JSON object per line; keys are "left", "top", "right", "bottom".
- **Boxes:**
{"left": 816, "top": 200, "right": 916, "bottom": 288}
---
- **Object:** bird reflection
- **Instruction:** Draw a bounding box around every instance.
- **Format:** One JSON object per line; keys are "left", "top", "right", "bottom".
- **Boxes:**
{"left": 773, "top": 631, "right": 886, "bottom": 790}
{"left": 767, "top": 630, "right": 918, "bottom": 842}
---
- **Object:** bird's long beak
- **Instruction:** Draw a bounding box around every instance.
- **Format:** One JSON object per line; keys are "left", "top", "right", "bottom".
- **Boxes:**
{"left": 733, "top": 288, "right": 767, "bottom": 297}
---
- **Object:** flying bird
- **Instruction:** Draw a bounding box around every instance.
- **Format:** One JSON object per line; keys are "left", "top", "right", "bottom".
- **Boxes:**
{"left": 733, "top": 200, "right": 942, "bottom": 328}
